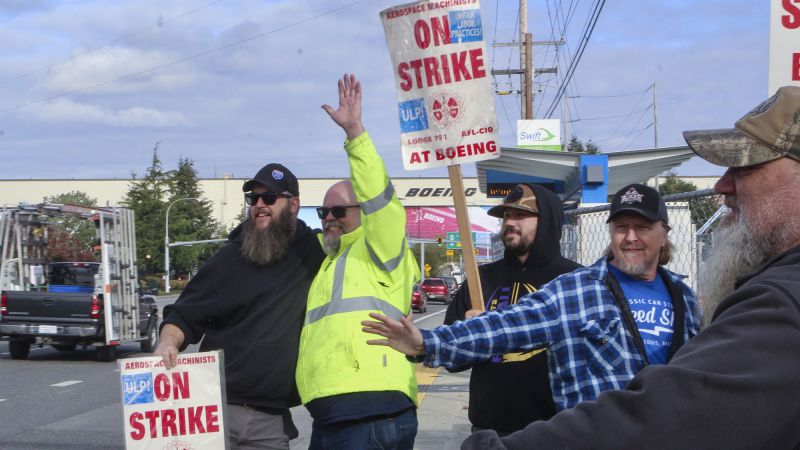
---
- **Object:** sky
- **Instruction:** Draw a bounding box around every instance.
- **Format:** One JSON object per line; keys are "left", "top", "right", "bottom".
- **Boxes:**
{"left": 0, "top": 0, "right": 769, "bottom": 182}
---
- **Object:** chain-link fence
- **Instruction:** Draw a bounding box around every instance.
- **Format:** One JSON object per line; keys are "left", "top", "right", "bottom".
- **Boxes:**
{"left": 560, "top": 189, "right": 725, "bottom": 291}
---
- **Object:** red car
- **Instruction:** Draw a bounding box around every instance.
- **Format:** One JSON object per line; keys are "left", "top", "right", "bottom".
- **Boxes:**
{"left": 411, "top": 284, "right": 428, "bottom": 313}
{"left": 420, "top": 278, "right": 450, "bottom": 304}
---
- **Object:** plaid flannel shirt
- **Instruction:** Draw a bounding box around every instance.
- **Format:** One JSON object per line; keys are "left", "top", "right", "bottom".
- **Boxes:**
{"left": 421, "top": 256, "right": 702, "bottom": 411}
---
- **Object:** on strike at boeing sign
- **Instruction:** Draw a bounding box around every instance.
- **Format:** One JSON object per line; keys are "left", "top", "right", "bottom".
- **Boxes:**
{"left": 381, "top": 0, "right": 501, "bottom": 170}
{"left": 769, "top": 0, "right": 800, "bottom": 93}
{"left": 119, "top": 351, "right": 226, "bottom": 449}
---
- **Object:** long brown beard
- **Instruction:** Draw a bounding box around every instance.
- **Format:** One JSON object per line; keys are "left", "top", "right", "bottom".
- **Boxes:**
{"left": 240, "top": 207, "right": 295, "bottom": 265}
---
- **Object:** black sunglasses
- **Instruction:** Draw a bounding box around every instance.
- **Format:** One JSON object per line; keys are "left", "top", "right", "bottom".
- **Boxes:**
{"left": 316, "top": 205, "right": 360, "bottom": 219}
{"left": 244, "top": 192, "right": 293, "bottom": 206}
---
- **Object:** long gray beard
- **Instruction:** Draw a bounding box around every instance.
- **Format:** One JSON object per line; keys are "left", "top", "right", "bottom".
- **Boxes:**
{"left": 698, "top": 216, "right": 769, "bottom": 325}
{"left": 322, "top": 221, "right": 342, "bottom": 257}
{"left": 240, "top": 207, "right": 294, "bottom": 265}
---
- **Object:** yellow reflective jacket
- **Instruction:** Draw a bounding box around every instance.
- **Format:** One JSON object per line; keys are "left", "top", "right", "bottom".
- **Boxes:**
{"left": 296, "top": 132, "right": 420, "bottom": 405}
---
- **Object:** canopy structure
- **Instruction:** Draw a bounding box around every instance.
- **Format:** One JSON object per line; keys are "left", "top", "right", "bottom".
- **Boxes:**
{"left": 476, "top": 145, "right": 696, "bottom": 204}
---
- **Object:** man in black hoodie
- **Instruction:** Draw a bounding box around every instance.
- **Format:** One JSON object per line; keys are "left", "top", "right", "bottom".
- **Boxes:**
{"left": 154, "top": 164, "right": 325, "bottom": 450}
{"left": 444, "top": 183, "right": 581, "bottom": 435}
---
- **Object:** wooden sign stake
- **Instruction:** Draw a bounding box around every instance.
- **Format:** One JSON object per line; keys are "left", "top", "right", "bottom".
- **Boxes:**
{"left": 447, "top": 164, "right": 484, "bottom": 311}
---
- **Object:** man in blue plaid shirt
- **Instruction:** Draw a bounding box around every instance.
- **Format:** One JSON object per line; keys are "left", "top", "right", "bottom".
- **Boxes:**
{"left": 363, "top": 183, "right": 702, "bottom": 412}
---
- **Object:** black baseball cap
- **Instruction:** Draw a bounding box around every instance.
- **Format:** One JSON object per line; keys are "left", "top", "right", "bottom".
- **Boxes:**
{"left": 607, "top": 183, "right": 668, "bottom": 224}
{"left": 242, "top": 163, "right": 299, "bottom": 196}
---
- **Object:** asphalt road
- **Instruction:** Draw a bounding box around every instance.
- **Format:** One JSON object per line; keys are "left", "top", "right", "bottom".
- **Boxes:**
{"left": 0, "top": 296, "right": 454, "bottom": 449}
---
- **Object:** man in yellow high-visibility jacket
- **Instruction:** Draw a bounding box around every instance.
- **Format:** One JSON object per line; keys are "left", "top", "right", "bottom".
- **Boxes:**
{"left": 296, "top": 74, "right": 420, "bottom": 449}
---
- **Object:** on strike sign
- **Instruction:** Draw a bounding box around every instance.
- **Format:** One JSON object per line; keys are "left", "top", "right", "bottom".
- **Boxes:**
{"left": 119, "top": 351, "right": 227, "bottom": 449}
{"left": 381, "top": 0, "right": 501, "bottom": 170}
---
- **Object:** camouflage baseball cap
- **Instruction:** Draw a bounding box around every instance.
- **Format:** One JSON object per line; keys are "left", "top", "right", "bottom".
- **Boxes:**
{"left": 683, "top": 86, "right": 800, "bottom": 168}
{"left": 487, "top": 184, "right": 538, "bottom": 218}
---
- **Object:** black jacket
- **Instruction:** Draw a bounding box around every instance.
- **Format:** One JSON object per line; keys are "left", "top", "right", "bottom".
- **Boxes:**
{"left": 162, "top": 219, "right": 324, "bottom": 410}
{"left": 445, "top": 184, "right": 581, "bottom": 433}
{"left": 464, "top": 245, "right": 800, "bottom": 449}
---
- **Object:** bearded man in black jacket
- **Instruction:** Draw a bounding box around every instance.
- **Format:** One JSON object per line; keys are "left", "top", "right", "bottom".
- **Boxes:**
{"left": 154, "top": 164, "right": 325, "bottom": 450}
{"left": 444, "top": 183, "right": 581, "bottom": 435}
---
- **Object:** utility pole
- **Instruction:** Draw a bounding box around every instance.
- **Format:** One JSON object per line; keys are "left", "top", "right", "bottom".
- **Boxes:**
{"left": 491, "top": 0, "right": 561, "bottom": 122}
{"left": 562, "top": 95, "right": 569, "bottom": 150}
{"left": 520, "top": 0, "right": 530, "bottom": 119}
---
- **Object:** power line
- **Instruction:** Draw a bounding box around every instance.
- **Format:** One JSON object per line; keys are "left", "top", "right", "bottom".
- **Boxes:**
{"left": 0, "top": 0, "right": 224, "bottom": 87}
{"left": 0, "top": 1, "right": 361, "bottom": 115}
{"left": 569, "top": 85, "right": 653, "bottom": 99}
{"left": 592, "top": 122, "right": 653, "bottom": 143}
{"left": 543, "top": 0, "right": 606, "bottom": 118}
{"left": 570, "top": 104, "right": 652, "bottom": 122}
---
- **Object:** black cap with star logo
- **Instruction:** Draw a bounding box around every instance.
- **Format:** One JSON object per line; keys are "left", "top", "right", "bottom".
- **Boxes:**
{"left": 606, "top": 183, "right": 668, "bottom": 225}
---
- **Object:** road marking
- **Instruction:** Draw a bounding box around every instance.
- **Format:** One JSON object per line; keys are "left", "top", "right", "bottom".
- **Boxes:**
{"left": 415, "top": 365, "right": 442, "bottom": 405}
{"left": 413, "top": 309, "right": 446, "bottom": 323}
{"left": 51, "top": 380, "right": 83, "bottom": 387}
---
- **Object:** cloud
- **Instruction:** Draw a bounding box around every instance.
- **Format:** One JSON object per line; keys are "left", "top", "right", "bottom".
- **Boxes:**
{"left": 28, "top": 98, "right": 191, "bottom": 127}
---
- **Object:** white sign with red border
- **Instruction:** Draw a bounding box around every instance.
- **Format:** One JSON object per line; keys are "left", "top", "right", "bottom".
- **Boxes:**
{"left": 120, "top": 351, "right": 227, "bottom": 450}
{"left": 381, "top": 0, "right": 501, "bottom": 171}
{"left": 769, "top": 0, "right": 800, "bottom": 94}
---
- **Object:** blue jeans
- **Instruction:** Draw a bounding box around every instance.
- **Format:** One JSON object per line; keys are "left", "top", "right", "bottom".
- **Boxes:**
{"left": 309, "top": 408, "right": 417, "bottom": 450}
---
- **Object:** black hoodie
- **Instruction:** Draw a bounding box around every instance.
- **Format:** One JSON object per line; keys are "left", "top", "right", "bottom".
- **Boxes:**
{"left": 444, "top": 184, "right": 582, "bottom": 434}
{"left": 162, "top": 218, "right": 324, "bottom": 410}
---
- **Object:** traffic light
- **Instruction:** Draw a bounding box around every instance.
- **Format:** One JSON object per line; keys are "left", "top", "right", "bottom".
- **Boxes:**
{"left": 437, "top": 236, "right": 443, "bottom": 246}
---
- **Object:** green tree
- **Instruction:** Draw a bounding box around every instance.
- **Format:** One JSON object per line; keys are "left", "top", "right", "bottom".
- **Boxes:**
{"left": 410, "top": 240, "right": 447, "bottom": 279}
{"left": 122, "top": 144, "right": 173, "bottom": 274}
{"left": 657, "top": 171, "right": 720, "bottom": 226}
{"left": 168, "top": 157, "right": 225, "bottom": 277}
{"left": 566, "top": 136, "right": 601, "bottom": 154}
{"left": 44, "top": 191, "right": 99, "bottom": 261}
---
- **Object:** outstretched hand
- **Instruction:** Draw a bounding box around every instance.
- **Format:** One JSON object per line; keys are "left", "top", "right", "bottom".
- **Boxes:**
{"left": 322, "top": 73, "right": 365, "bottom": 140}
{"left": 362, "top": 312, "right": 426, "bottom": 356}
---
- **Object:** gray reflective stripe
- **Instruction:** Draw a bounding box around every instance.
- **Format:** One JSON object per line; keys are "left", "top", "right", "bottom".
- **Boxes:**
{"left": 306, "top": 245, "right": 406, "bottom": 324}
{"left": 366, "top": 238, "right": 406, "bottom": 272}
{"left": 306, "top": 296, "right": 405, "bottom": 325}
{"left": 360, "top": 183, "right": 395, "bottom": 215}
{"left": 331, "top": 247, "right": 351, "bottom": 302}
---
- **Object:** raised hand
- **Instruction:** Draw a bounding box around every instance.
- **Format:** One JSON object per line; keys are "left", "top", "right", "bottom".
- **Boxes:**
{"left": 321, "top": 73, "right": 365, "bottom": 140}
{"left": 362, "top": 312, "right": 426, "bottom": 356}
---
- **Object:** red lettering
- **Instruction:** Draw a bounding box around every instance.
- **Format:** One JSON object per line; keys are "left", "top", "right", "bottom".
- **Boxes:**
{"left": 450, "top": 51, "right": 470, "bottom": 82}
{"left": 410, "top": 152, "right": 422, "bottom": 164}
{"left": 179, "top": 404, "right": 187, "bottom": 435}
{"left": 409, "top": 59, "right": 424, "bottom": 89}
{"left": 421, "top": 150, "right": 430, "bottom": 162}
{"left": 172, "top": 372, "right": 190, "bottom": 399}
{"left": 154, "top": 373, "right": 170, "bottom": 401}
{"left": 472, "top": 141, "right": 485, "bottom": 154}
{"left": 439, "top": 54, "right": 451, "bottom": 83}
{"left": 206, "top": 405, "right": 220, "bottom": 433}
{"left": 430, "top": 16, "right": 451, "bottom": 46}
{"left": 398, "top": 63, "right": 412, "bottom": 91}
{"left": 129, "top": 412, "right": 145, "bottom": 440}
{"left": 423, "top": 57, "right": 442, "bottom": 86}
{"left": 144, "top": 410, "right": 160, "bottom": 438}
{"left": 436, "top": 149, "right": 446, "bottom": 160}
{"left": 488, "top": 140, "right": 497, "bottom": 152}
{"left": 794, "top": 53, "right": 800, "bottom": 81}
{"left": 161, "top": 409, "right": 177, "bottom": 437}
{"left": 469, "top": 48, "right": 486, "bottom": 78}
{"left": 414, "top": 20, "right": 431, "bottom": 49}
{"left": 188, "top": 406, "right": 205, "bottom": 434}
{"left": 782, "top": 0, "right": 800, "bottom": 29}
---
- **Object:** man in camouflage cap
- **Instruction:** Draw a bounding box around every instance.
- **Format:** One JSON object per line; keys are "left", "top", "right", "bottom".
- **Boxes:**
{"left": 458, "top": 86, "right": 800, "bottom": 449}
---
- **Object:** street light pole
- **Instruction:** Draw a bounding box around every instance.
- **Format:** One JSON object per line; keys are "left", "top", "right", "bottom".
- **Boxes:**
{"left": 164, "top": 197, "right": 200, "bottom": 294}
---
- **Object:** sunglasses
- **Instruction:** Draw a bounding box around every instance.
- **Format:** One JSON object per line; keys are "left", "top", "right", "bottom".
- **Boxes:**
{"left": 244, "top": 192, "right": 293, "bottom": 206}
{"left": 316, "top": 205, "right": 360, "bottom": 219}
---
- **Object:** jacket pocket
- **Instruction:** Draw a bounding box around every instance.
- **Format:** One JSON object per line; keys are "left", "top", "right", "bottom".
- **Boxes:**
{"left": 579, "top": 317, "right": 624, "bottom": 375}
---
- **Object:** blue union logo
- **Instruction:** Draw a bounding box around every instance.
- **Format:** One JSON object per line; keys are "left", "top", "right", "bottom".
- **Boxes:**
{"left": 398, "top": 98, "right": 429, "bottom": 133}
{"left": 122, "top": 373, "right": 154, "bottom": 405}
